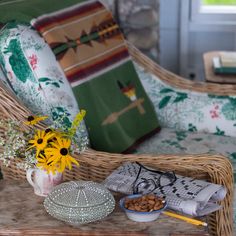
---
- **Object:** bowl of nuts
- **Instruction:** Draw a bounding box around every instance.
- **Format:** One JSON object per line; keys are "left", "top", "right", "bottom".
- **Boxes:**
{"left": 120, "top": 194, "right": 167, "bottom": 222}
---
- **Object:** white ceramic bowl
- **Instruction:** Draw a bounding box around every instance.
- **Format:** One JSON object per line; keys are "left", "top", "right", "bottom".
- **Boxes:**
{"left": 120, "top": 194, "right": 167, "bottom": 222}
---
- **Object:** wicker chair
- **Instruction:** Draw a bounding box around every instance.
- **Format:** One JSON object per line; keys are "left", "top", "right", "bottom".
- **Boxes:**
{"left": 0, "top": 43, "right": 234, "bottom": 236}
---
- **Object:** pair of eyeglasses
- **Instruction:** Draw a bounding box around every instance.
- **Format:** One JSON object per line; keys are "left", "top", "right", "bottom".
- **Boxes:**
{"left": 132, "top": 162, "right": 177, "bottom": 195}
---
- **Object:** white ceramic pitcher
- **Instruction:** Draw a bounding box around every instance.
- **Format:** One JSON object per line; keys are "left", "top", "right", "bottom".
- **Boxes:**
{"left": 26, "top": 168, "right": 63, "bottom": 197}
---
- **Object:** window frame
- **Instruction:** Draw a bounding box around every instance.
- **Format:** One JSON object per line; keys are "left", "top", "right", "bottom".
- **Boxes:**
{"left": 191, "top": 0, "right": 236, "bottom": 23}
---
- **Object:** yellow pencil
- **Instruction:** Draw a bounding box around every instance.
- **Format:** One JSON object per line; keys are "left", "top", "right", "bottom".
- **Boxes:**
{"left": 163, "top": 211, "right": 208, "bottom": 227}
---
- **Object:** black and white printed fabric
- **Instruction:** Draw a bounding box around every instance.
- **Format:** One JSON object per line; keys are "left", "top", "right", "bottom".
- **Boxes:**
{"left": 103, "top": 162, "right": 227, "bottom": 216}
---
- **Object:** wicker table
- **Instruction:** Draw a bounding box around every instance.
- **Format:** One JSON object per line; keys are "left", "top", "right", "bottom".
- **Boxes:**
{"left": 203, "top": 51, "right": 236, "bottom": 84}
{"left": 0, "top": 180, "right": 209, "bottom": 236}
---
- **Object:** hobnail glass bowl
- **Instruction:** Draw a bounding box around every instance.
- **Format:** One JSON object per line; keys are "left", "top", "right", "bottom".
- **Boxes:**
{"left": 120, "top": 194, "right": 167, "bottom": 222}
{"left": 44, "top": 180, "right": 115, "bottom": 225}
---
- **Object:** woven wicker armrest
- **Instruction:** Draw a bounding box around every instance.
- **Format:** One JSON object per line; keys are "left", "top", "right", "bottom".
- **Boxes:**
{"left": 128, "top": 41, "right": 236, "bottom": 96}
{"left": 1, "top": 149, "right": 233, "bottom": 236}
{"left": 64, "top": 149, "right": 233, "bottom": 236}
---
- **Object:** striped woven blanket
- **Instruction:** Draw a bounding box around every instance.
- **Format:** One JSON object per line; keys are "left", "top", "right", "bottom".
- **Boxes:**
{"left": 32, "top": 0, "right": 129, "bottom": 87}
{"left": 31, "top": 0, "right": 160, "bottom": 153}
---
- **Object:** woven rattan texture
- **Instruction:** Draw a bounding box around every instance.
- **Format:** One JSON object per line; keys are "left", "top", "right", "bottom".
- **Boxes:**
{"left": 127, "top": 42, "right": 236, "bottom": 96}
{"left": 0, "top": 44, "right": 234, "bottom": 236}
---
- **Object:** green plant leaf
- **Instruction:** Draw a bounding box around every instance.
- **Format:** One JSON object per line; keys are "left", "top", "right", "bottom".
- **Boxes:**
{"left": 158, "top": 96, "right": 171, "bottom": 109}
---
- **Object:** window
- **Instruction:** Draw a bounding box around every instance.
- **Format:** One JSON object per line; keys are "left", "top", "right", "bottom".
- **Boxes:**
{"left": 191, "top": 0, "right": 236, "bottom": 23}
{"left": 202, "top": 0, "right": 236, "bottom": 6}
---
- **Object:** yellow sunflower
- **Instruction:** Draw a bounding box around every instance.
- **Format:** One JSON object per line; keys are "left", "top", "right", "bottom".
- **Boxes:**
{"left": 25, "top": 115, "right": 48, "bottom": 126}
{"left": 44, "top": 128, "right": 61, "bottom": 143}
{"left": 36, "top": 154, "right": 59, "bottom": 174}
{"left": 28, "top": 130, "right": 55, "bottom": 156}
{"left": 44, "top": 137, "right": 79, "bottom": 173}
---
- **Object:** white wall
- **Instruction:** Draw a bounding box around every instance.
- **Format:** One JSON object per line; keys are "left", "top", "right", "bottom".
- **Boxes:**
{"left": 159, "top": 0, "right": 180, "bottom": 74}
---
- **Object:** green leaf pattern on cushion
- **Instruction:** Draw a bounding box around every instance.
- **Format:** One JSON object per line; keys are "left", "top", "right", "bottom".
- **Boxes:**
{"left": 158, "top": 88, "right": 188, "bottom": 109}
{"left": 173, "top": 92, "right": 188, "bottom": 103}
{"left": 208, "top": 94, "right": 229, "bottom": 99}
{"left": 21, "top": 35, "right": 44, "bottom": 51}
{"left": 188, "top": 123, "right": 197, "bottom": 132}
{"left": 175, "top": 131, "right": 187, "bottom": 141}
{"left": 160, "top": 88, "right": 174, "bottom": 93}
{"left": 7, "top": 38, "right": 36, "bottom": 83}
{"left": 38, "top": 77, "right": 63, "bottom": 88}
{"left": 161, "top": 139, "right": 186, "bottom": 151}
{"left": 51, "top": 106, "right": 72, "bottom": 129}
{"left": 159, "top": 95, "right": 171, "bottom": 109}
{"left": 230, "top": 152, "right": 236, "bottom": 159}
{"left": 136, "top": 127, "right": 236, "bottom": 173}
{"left": 222, "top": 99, "right": 236, "bottom": 120}
{"left": 214, "top": 126, "right": 225, "bottom": 136}
{"left": 38, "top": 77, "right": 51, "bottom": 82}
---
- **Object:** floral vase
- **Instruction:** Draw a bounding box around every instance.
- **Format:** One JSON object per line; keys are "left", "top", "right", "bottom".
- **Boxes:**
{"left": 26, "top": 168, "right": 63, "bottom": 197}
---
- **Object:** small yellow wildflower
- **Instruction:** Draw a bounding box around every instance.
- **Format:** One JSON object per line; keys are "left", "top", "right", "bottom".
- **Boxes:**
{"left": 44, "top": 137, "right": 79, "bottom": 173}
{"left": 28, "top": 130, "right": 55, "bottom": 156}
{"left": 68, "top": 110, "right": 86, "bottom": 137}
{"left": 25, "top": 115, "right": 48, "bottom": 126}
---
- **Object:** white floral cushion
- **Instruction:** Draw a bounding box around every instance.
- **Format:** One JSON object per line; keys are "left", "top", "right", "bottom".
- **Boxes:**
{"left": 0, "top": 22, "right": 88, "bottom": 141}
{"left": 136, "top": 127, "right": 236, "bottom": 174}
{"left": 135, "top": 63, "right": 236, "bottom": 138}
